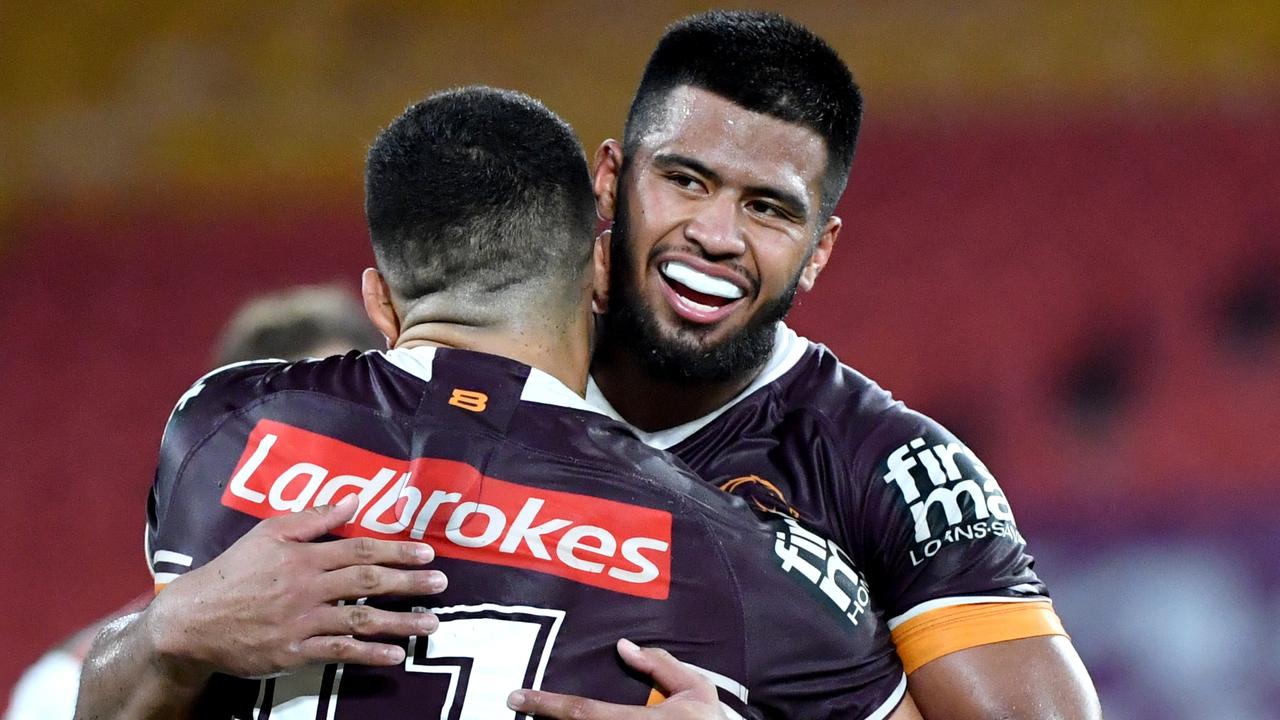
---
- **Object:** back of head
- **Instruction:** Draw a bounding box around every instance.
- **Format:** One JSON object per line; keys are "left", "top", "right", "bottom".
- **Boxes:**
{"left": 625, "top": 10, "right": 863, "bottom": 218}
{"left": 365, "top": 86, "right": 596, "bottom": 310}
{"left": 214, "top": 284, "right": 383, "bottom": 365}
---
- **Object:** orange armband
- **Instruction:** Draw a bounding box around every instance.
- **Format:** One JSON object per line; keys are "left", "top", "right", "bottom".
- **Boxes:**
{"left": 890, "top": 600, "right": 1066, "bottom": 673}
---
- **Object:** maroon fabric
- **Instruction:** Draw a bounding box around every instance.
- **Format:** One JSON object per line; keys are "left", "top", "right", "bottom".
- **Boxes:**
{"left": 669, "top": 341, "right": 1047, "bottom": 621}
{"left": 149, "top": 349, "right": 903, "bottom": 718}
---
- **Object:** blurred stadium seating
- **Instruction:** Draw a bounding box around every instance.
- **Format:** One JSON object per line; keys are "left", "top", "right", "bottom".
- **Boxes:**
{"left": 1, "top": 2, "right": 1277, "bottom": 717}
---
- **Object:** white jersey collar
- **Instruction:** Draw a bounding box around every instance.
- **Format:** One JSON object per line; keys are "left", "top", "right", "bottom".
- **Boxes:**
{"left": 382, "top": 345, "right": 606, "bottom": 416}
{"left": 585, "top": 323, "right": 811, "bottom": 450}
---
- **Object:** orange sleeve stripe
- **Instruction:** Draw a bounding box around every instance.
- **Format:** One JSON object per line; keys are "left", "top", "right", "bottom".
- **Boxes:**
{"left": 891, "top": 600, "right": 1066, "bottom": 674}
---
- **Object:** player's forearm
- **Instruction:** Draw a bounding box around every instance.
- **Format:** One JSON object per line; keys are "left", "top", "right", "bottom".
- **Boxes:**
{"left": 74, "top": 610, "right": 209, "bottom": 720}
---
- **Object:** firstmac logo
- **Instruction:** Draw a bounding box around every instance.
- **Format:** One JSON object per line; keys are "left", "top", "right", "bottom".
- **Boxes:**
{"left": 881, "top": 436, "right": 1020, "bottom": 565}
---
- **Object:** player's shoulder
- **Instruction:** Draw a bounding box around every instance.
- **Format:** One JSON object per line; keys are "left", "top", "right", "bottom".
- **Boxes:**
{"left": 785, "top": 340, "right": 893, "bottom": 412}
{"left": 770, "top": 329, "right": 952, "bottom": 453}
{"left": 159, "top": 351, "right": 422, "bottom": 456}
{"left": 172, "top": 350, "right": 418, "bottom": 417}
{"left": 507, "top": 368, "right": 701, "bottom": 490}
{"left": 157, "top": 358, "right": 284, "bottom": 450}
{"left": 513, "top": 388, "right": 764, "bottom": 542}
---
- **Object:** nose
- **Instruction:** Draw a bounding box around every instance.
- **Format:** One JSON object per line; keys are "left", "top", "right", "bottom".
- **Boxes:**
{"left": 685, "top": 195, "right": 747, "bottom": 259}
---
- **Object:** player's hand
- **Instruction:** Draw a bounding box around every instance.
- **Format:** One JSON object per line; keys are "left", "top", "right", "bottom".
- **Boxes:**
{"left": 145, "top": 495, "right": 445, "bottom": 680}
{"left": 506, "top": 639, "right": 728, "bottom": 720}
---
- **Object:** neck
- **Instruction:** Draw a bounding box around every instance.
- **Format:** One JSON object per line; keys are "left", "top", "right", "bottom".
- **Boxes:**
{"left": 590, "top": 340, "right": 766, "bottom": 432}
{"left": 394, "top": 303, "right": 591, "bottom": 396}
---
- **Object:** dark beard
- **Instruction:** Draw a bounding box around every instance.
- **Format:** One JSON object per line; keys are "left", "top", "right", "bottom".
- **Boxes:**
{"left": 599, "top": 197, "right": 803, "bottom": 385}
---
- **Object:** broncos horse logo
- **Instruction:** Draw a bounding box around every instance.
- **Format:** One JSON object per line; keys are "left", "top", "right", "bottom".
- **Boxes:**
{"left": 717, "top": 475, "right": 801, "bottom": 519}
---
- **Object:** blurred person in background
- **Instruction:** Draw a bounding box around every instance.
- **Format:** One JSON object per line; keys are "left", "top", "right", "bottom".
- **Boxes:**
{"left": 212, "top": 285, "right": 386, "bottom": 364}
{"left": 3, "top": 284, "right": 382, "bottom": 720}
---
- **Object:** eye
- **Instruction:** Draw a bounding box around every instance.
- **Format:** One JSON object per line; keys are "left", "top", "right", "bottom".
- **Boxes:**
{"left": 747, "top": 200, "right": 786, "bottom": 219}
{"left": 666, "top": 173, "right": 704, "bottom": 192}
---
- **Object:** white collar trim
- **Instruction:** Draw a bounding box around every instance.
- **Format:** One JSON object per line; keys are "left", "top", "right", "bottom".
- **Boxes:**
{"left": 585, "top": 323, "right": 811, "bottom": 450}
{"left": 519, "top": 368, "right": 607, "bottom": 415}
{"left": 381, "top": 345, "right": 606, "bottom": 416}
{"left": 382, "top": 345, "right": 438, "bottom": 383}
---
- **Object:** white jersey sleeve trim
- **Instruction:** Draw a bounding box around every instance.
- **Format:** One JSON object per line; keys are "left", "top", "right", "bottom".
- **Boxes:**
{"left": 864, "top": 673, "right": 908, "bottom": 720}
{"left": 584, "top": 323, "right": 811, "bottom": 450}
{"left": 151, "top": 550, "right": 194, "bottom": 568}
{"left": 887, "top": 594, "right": 1052, "bottom": 630}
{"left": 680, "top": 661, "right": 749, "bottom": 704}
{"left": 143, "top": 522, "right": 153, "bottom": 577}
{"left": 149, "top": 549, "right": 194, "bottom": 585}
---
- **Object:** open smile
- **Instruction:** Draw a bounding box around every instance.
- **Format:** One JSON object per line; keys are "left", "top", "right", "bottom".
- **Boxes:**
{"left": 656, "top": 260, "right": 748, "bottom": 325}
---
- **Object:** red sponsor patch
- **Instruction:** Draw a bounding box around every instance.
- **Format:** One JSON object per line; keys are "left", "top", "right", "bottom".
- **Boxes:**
{"left": 222, "top": 419, "right": 672, "bottom": 599}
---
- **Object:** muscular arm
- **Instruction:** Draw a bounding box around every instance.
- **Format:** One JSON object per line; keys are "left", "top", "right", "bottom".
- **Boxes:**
{"left": 845, "top": 416, "right": 1100, "bottom": 719}
{"left": 74, "top": 499, "right": 443, "bottom": 720}
{"left": 75, "top": 610, "right": 206, "bottom": 720}
{"left": 908, "top": 636, "right": 1101, "bottom": 720}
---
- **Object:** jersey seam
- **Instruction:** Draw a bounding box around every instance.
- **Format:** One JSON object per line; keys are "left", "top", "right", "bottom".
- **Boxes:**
{"left": 812, "top": 399, "right": 919, "bottom": 613}
{"left": 799, "top": 407, "right": 872, "bottom": 554}
{"left": 663, "top": 347, "right": 811, "bottom": 455}
{"left": 807, "top": 399, "right": 904, "bottom": 493}
{"left": 685, "top": 495, "right": 751, "bottom": 690}
{"left": 171, "top": 383, "right": 687, "bottom": 523}
{"left": 499, "top": 430, "right": 714, "bottom": 510}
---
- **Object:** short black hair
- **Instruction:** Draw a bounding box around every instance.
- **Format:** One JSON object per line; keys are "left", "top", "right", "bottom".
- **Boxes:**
{"left": 366, "top": 86, "right": 596, "bottom": 302}
{"left": 624, "top": 10, "right": 863, "bottom": 219}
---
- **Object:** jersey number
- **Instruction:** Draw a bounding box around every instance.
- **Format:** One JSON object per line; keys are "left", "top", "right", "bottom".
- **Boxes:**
{"left": 254, "top": 603, "right": 565, "bottom": 720}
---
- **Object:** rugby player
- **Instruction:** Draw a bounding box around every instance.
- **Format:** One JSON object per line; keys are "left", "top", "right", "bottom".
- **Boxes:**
{"left": 518, "top": 10, "right": 1102, "bottom": 720}
{"left": 74, "top": 87, "right": 921, "bottom": 719}
{"left": 5, "top": 285, "right": 381, "bottom": 720}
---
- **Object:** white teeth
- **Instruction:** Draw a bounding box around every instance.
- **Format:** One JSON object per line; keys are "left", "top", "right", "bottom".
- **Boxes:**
{"left": 660, "top": 262, "right": 745, "bottom": 300}
{"left": 682, "top": 298, "right": 719, "bottom": 313}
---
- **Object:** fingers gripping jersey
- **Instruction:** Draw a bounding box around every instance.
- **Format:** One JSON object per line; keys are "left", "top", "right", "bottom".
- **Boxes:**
{"left": 148, "top": 347, "right": 906, "bottom": 720}
{"left": 587, "top": 325, "right": 1062, "bottom": 672}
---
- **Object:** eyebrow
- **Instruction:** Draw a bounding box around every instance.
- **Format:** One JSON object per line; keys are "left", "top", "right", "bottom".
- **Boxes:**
{"left": 651, "top": 152, "right": 811, "bottom": 220}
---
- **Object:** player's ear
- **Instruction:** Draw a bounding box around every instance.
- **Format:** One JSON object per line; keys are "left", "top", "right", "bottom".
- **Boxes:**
{"left": 798, "top": 216, "right": 841, "bottom": 292}
{"left": 592, "top": 139, "right": 623, "bottom": 222}
{"left": 591, "top": 229, "right": 612, "bottom": 314}
{"left": 361, "top": 268, "right": 401, "bottom": 348}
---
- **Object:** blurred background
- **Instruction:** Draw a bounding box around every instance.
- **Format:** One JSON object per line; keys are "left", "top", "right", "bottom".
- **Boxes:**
{"left": 1, "top": 1, "right": 1277, "bottom": 717}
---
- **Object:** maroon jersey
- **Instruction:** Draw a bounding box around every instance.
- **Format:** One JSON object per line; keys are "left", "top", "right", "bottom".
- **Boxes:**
{"left": 147, "top": 346, "right": 906, "bottom": 720}
{"left": 587, "top": 324, "right": 1051, "bottom": 638}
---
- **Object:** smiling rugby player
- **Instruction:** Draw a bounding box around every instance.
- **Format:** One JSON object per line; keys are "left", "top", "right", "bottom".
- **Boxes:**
{"left": 576, "top": 11, "right": 1102, "bottom": 720}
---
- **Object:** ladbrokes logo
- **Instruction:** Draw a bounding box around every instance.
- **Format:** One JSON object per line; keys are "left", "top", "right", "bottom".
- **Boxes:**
{"left": 881, "top": 435, "right": 1020, "bottom": 566}
{"left": 222, "top": 419, "right": 673, "bottom": 599}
